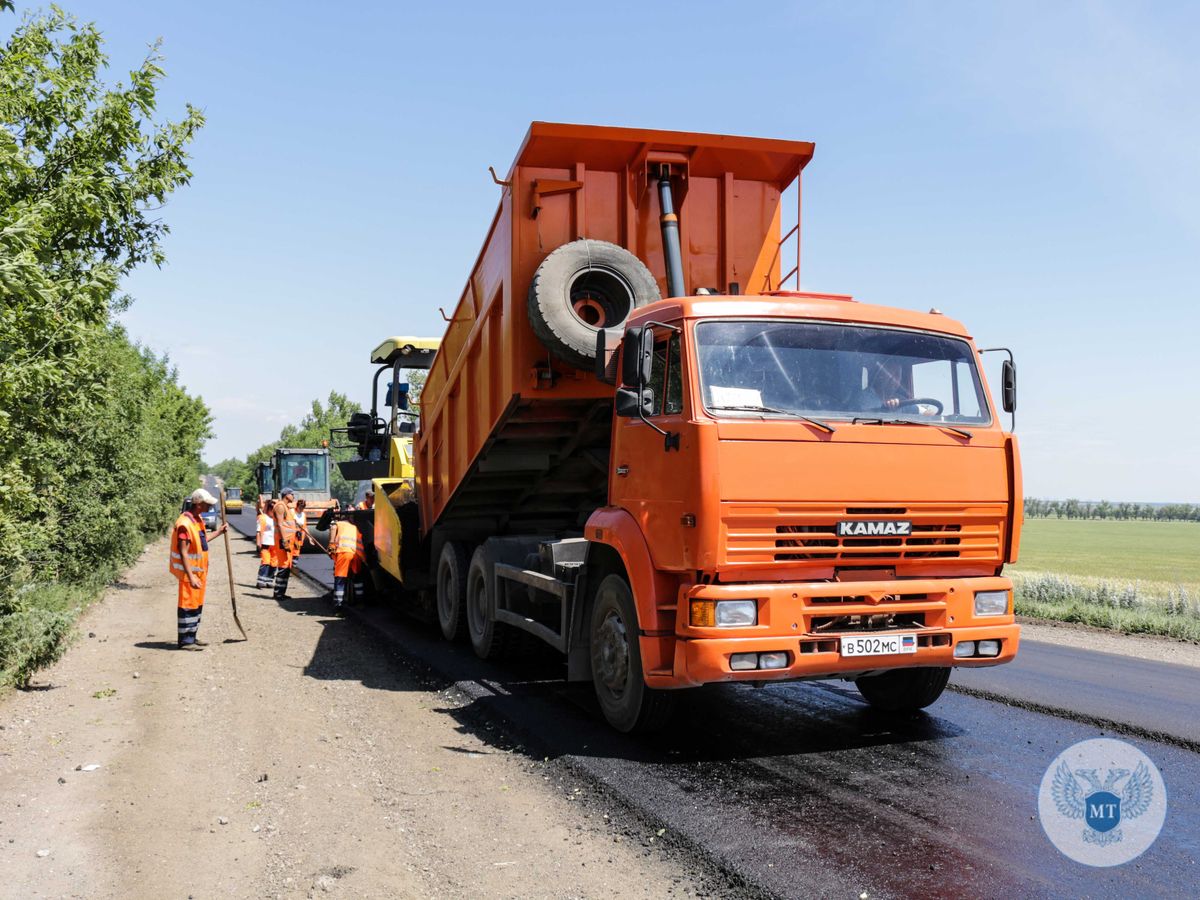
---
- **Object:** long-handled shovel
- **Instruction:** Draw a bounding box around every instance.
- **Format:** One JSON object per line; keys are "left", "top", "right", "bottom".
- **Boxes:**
{"left": 219, "top": 488, "right": 249, "bottom": 640}
{"left": 301, "top": 526, "right": 335, "bottom": 559}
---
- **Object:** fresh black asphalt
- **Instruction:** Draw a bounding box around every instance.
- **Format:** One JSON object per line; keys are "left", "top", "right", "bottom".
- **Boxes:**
{"left": 227, "top": 511, "right": 1199, "bottom": 897}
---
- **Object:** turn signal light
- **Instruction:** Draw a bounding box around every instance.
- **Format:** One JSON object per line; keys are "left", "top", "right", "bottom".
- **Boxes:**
{"left": 689, "top": 600, "right": 716, "bottom": 627}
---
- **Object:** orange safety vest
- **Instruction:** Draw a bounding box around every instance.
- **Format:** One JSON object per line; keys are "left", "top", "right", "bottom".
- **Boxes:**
{"left": 276, "top": 503, "right": 297, "bottom": 543}
{"left": 169, "top": 512, "right": 209, "bottom": 608}
{"left": 331, "top": 520, "right": 364, "bottom": 577}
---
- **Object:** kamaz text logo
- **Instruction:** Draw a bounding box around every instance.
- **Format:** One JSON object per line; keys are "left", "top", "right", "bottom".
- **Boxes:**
{"left": 836, "top": 520, "right": 912, "bottom": 537}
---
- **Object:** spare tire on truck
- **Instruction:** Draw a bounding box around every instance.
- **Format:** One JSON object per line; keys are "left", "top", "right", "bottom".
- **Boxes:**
{"left": 528, "top": 239, "right": 661, "bottom": 370}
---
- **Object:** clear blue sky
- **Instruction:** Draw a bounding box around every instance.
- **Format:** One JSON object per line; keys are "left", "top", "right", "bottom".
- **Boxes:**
{"left": 11, "top": 1, "right": 1199, "bottom": 502}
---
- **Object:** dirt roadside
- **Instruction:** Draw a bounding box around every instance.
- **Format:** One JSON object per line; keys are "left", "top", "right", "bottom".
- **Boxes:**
{"left": 0, "top": 530, "right": 724, "bottom": 900}
{"left": 1017, "top": 618, "right": 1200, "bottom": 668}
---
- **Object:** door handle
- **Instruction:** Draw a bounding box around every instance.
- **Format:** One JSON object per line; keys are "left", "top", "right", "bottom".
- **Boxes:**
{"left": 615, "top": 465, "right": 630, "bottom": 477}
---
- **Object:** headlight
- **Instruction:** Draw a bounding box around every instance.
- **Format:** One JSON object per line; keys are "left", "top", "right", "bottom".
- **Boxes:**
{"left": 715, "top": 600, "right": 757, "bottom": 627}
{"left": 974, "top": 590, "right": 1009, "bottom": 616}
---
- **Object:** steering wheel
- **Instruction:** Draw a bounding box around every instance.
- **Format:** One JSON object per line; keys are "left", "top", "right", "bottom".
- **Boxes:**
{"left": 894, "top": 397, "right": 944, "bottom": 415}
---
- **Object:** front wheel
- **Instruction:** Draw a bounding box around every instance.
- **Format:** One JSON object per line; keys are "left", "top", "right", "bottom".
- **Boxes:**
{"left": 855, "top": 666, "right": 950, "bottom": 712}
{"left": 589, "top": 574, "right": 674, "bottom": 733}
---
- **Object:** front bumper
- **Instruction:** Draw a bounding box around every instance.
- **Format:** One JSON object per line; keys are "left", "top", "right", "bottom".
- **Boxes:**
{"left": 651, "top": 576, "right": 1019, "bottom": 689}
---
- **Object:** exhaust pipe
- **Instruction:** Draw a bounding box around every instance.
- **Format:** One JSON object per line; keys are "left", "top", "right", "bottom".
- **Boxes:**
{"left": 656, "top": 168, "right": 686, "bottom": 299}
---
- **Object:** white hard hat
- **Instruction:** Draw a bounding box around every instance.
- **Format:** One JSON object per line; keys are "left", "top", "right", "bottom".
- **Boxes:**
{"left": 190, "top": 488, "right": 218, "bottom": 506}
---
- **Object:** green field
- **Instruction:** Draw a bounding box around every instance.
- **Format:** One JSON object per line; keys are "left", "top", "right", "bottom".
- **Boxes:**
{"left": 1013, "top": 518, "right": 1200, "bottom": 589}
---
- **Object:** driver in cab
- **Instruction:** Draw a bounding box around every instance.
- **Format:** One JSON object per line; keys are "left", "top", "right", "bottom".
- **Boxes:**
{"left": 853, "top": 360, "right": 937, "bottom": 416}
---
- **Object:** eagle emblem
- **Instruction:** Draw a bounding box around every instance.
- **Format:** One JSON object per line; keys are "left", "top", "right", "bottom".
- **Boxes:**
{"left": 1052, "top": 761, "right": 1155, "bottom": 847}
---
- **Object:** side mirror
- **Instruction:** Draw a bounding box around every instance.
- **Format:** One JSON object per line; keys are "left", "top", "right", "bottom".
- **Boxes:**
{"left": 615, "top": 386, "right": 655, "bottom": 418}
{"left": 1001, "top": 360, "right": 1016, "bottom": 413}
{"left": 620, "top": 326, "right": 654, "bottom": 387}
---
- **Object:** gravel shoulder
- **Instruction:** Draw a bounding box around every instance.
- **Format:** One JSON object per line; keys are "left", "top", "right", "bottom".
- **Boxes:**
{"left": 0, "top": 530, "right": 717, "bottom": 899}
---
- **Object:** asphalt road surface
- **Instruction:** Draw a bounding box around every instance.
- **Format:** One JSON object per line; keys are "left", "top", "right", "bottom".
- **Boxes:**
{"left": 227, "top": 512, "right": 1199, "bottom": 897}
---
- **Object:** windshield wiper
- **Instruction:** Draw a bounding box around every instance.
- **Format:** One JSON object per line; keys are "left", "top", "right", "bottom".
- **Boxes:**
{"left": 710, "top": 405, "right": 836, "bottom": 434}
{"left": 852, "top": 417, "right": 972, "bottom": 440}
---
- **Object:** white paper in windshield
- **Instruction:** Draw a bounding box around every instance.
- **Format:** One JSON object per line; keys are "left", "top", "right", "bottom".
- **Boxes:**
{"left": 709, "top": 386, "right": 763, "bottom": 408}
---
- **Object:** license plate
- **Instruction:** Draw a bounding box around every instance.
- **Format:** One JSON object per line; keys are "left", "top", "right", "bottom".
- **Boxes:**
{"left": 840, "top": 633, "right": 918, "bottom": 657}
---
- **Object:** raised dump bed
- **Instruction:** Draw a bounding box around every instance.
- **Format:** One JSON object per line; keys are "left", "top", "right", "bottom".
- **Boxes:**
{"left": 415, "top": 122, "right": 814, "bottom": 542}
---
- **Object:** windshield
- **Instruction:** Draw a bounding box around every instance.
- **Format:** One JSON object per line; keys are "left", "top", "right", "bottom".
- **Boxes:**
{"left": 227, "top": 488, "right": 241, "bottom": 500}
{"left": 696, "top": 320, "right": 991, "bottom": 425}
{"left": 279, "top": 454, "right": 328, "bottom": 492}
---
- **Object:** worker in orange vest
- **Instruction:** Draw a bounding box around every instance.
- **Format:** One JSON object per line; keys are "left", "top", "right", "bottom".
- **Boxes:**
{"left": 329, "top": 509, "right": 366, "bottom": 612}
{"left": 271, "top": 488, "right": 297, "bottom": 599}
{"left": 170, "top": 488, "right": 228, "bottom": 649}
{"left": 255, "top": 498, "right": 277, "bottom": 589}
{"left": 357, "top": 490, "right": 375, "bottom": 511}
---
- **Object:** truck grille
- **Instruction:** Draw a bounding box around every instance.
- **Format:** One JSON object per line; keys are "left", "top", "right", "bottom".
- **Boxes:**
{"left": 721, "top": 504, "right": 1005, "bottom": 568}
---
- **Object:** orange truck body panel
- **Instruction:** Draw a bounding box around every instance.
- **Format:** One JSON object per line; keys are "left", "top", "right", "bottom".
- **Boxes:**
{"left": 415, "top": 123, "right": 813, "bottom": 537}
{"left": 413, "top": 122, "right": 1020, "bottom": 690}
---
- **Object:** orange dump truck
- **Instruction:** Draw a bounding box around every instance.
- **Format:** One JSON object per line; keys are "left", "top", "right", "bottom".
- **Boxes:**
{"left": 357, "top": 122, "right": 1022, "bottom": 732}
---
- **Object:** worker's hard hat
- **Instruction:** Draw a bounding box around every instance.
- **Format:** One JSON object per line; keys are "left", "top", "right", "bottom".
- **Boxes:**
{"left": 190, "top": 488, "right": 218, "bottom": 506}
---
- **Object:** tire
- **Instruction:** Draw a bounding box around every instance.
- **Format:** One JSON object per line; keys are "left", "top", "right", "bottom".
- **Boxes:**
{"left": 436, "top": 540, "right": 470, "bottom": 641}
{"left": 528, "top": 239, "right": 661, "bottom": 370}
{"left": 855, "top": 666, "right": 950, "bottom": 712}
{"left": 466, "top": 544, "right": 517, "bottom": 660}
{"left": 589, "top": 574, "right": 675, "bottom": 733}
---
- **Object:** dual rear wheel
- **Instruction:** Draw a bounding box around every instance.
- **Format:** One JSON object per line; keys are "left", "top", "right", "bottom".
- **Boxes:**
{"left": 435, "top": 541, "right": 469, "bottom": 641}
{"left": 434, "top": 539, "right": 671, "bottom": 732}
{"left": 435, "top": 539, "right": 517, "bottom": 659}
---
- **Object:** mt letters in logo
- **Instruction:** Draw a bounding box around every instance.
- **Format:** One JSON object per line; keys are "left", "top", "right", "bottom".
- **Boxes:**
{"left": 1037, "top": 738, "right": 1167, "bottom": 866}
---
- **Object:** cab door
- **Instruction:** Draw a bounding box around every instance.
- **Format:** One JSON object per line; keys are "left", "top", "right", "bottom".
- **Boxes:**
{"left": 609, "top": 326, "right": 693, "bottom": 571}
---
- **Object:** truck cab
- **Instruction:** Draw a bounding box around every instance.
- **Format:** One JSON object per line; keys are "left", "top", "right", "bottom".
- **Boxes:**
{"left": 590, "top": 294, "right": 1020, "bottom": 717}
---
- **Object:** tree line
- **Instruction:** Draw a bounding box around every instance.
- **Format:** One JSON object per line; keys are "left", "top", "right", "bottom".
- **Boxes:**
{"left": 0, "top": 8, "right": 206, "bottom": 686}
{"left": 1024, "top": 498, "right": 1200, "bottom": 523}
{"left": 205, "top": 371, "right": 426, "bottom": 508}
{"left": 204, "top": 392, "right": 364, "bottom": 508}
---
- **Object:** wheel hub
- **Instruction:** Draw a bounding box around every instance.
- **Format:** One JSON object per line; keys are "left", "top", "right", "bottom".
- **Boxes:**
{"left": 595, "top": 609, "right": 629, "bottom": 694}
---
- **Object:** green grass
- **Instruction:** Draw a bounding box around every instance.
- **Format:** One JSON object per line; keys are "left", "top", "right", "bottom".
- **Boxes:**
{"left": 1013, "top": 572, "right": 1200, "bottom": 642}
{"left": 1014, "top": 518, "right": 1200, "bottom": 588}
{"left": 1011, "top": 518, "right": 1200, "bottom": 640}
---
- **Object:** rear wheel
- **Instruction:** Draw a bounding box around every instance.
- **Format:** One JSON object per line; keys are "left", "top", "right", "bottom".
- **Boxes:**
{"left": 435, "top": 541, "right": 470, "bottom": 641}
{"left": 466, "top": 544, "right": 516, "bottom": 660}
{"left": 589, "top": 574, "right": 675, "bottom": 733}
{"left": 855, "top": 666, "right": 950, "bottom": 712}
